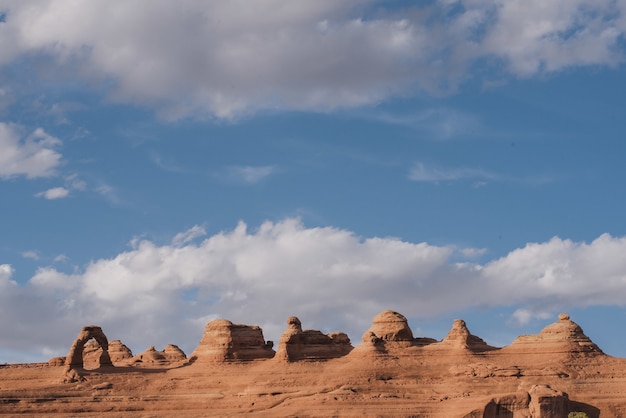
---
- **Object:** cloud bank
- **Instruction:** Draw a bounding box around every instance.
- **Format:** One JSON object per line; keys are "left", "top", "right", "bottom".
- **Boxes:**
{"left": 2, "top": 219, "right": 626, "bottom": 362}
{"left": 0, "top": 0, "right": 623, "bottom": 119}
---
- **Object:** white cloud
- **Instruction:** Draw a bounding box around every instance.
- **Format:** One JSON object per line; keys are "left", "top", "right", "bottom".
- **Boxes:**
{"left": 35, "top": 186, "right": 70, "bottom": 200}
{"left": 0, "top": 123, "right": 63, "bottom": 179}
{"left": 0, "top": 264, "right": 16, "bottom": 287}
{"left": 476, "top": 0, "right": 623, "bottom": 76}
{"left": 509, "top": 308, "right": 552, "bottom": 326}
{"left": 0, "top": 1, "right": 622, "bottom": 119}
{"left": 2, "top": 219, "right": 626, "bottom": 362}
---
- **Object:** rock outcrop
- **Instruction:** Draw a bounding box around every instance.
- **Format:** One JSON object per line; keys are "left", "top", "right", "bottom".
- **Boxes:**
{"left": 528, "top": 384, "right": 570, "bottom": 418}
{"left": 466, "top": 384, "right": 598, "bottom": 418}
{"left": 65, "top": 325, "right": 113, "bottom": 369}
{"left": 275, "top": 316, "right": 353, "bottom": 362}
{"left": 189, "top": 319, "right": 275, "bottom": 362}
{"left": 357, "top": 310, "right": 436, "bottom": 353}
{"left": 426, "top": 319, "right": 496, "bottom": 352}
{"left": 362, "top": 310, "right": 414, "bottom": 343}
{"left": 503, "top": 313, "right": 603, "bottom": 356}
{"left": 108, "top": 340, "right": 134, "bottom": 363}
{"left": 130, "top": 345, "right": 186, "bottom": 365}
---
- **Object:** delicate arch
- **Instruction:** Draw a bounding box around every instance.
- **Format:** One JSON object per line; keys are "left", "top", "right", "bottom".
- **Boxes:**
{"left": 65, "top": 325, "right": 113, "bottom": 368}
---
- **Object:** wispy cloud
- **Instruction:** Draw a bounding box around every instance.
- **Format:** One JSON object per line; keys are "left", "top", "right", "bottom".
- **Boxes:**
{"left": 172, "top": 225, "right": 207, "bottom": 247}
{"left": 222, "top": 165, "right": 276, "bottom": 185}
{"left": 373, "top": 107, "right": 481, "bottom": 140}
{"left": 21, "top": 251, "right": 39, "bottom": 260}
{"left": 150, "top": 151, "right": 189, "bottom": 174}
{"left": 408, "top": 161, "right": 498, "bottom": 184}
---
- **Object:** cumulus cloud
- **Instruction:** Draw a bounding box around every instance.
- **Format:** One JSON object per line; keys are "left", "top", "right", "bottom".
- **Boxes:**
{"left": 35, "top": 186, "right": 70, "bottom": 200}
{"left": 0, "top": 123, "right": 62, "bottom": 179}
{"left": 2, "top": 219, "right": 626, "bottom": 362}
{"left": 0, "top": 1, "right": 623, "bottom": 119}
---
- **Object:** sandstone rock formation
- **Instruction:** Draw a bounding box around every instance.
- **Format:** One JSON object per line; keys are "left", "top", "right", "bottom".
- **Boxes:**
{"left": 3, "top": 312, "right": 621, "bottom": 416}
{"left": 426, "top": 319, "right": 496, "bottom": 352}
{"left": 275, "top": 316, "right": 353, "bottom": 362}
{"left": 362, "top": 310, "right": 414, "bottom": 343}
{"left": 47, "top": 356, "right": 65, "bottom": 367}
{"left": 502, "top": 313, "right": 603, "bottom": 357}
{"left": 466, "top": 384, "right": 597, "bottom": 418}
{"left": 357, "top": 310, "right": 436, "bottom": 353}
{"left": 528, "top": 384, "right": 570, "bottom": 418}
{"left": 81, "top": 339, "right": 134, "bottom": 368}
{"left": 132, "top": 344, "right": 187, "bottom": 365}
{"left": 108, "top": 340, "right": 134, "bottom": 363}
{"left": 189, "top": 319, "right": 274, "bottom": 362}
{"left": 65, "top": 325, "right": 112, "bottom": 369}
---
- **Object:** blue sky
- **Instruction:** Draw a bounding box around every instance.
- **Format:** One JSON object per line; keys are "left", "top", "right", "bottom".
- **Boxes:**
{"left": 1, "top": 0, "right": 626, "bottom": 363}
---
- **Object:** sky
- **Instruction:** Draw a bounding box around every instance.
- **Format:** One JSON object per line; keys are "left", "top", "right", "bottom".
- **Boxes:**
{"left": 1, "top": 0, "right": 626, "bottom": 363}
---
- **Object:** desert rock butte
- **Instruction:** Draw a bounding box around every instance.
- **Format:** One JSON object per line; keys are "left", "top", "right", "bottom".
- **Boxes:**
{"left": 2, "top": 311, "right": 626, "bottom": 417}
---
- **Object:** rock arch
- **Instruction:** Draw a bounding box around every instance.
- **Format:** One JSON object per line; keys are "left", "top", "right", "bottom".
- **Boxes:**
{"left": 65, "top": 325, "right": 113, "bottom": 369}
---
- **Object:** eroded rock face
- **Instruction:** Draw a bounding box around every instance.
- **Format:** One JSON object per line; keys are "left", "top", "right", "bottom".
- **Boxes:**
{"left": 190, "top": 319, "right": 275, "bottom": 362}
{"left": 467, "top": 385, "right": 577, "bottom": 418}
{"left": 65, "top": 325, "right": 113, "bottom": 369}
{"left": 275, "top": 316, "right": 353, "bottom": 362}
{"left": 528, "top": 384, "right": 570, "bottom": 418}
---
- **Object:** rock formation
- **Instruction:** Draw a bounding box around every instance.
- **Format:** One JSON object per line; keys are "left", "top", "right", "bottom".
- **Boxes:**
{"left": 275, "top": 316, "right": 353, "bottom": 362}
{"left": 189, "top": 319, "right": 275, "bottom": 362}
{"left": 357, "top": 310, "right": 437, "bottom": 353}
{"left": 502, "top": 313, "right": 603, "bottom": 356}
{"left": 362, "top": 310, "right": 414, "bottom": 343}
{"left": 65, "top": 325, "right": 112, "bottom": 369}
{"left": 466, "top": 384, "right": 598, "bottom": 418}
{"left": 132, "top": 344, "right": 186, "bottom": 365}
{"left": 163, "top": 344, "right": 187, "bottom": 362}
{"left": 426, "top": 319, "right": 496, "bottom": 352}
{"left": 528, "top": 384, "right": 570, "bottom": 418}
{"left": 4, "top": 312, "right": 621, "bottom": 416}
{"left": 47, "top": 356, "right": 65, "bottom": 367}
